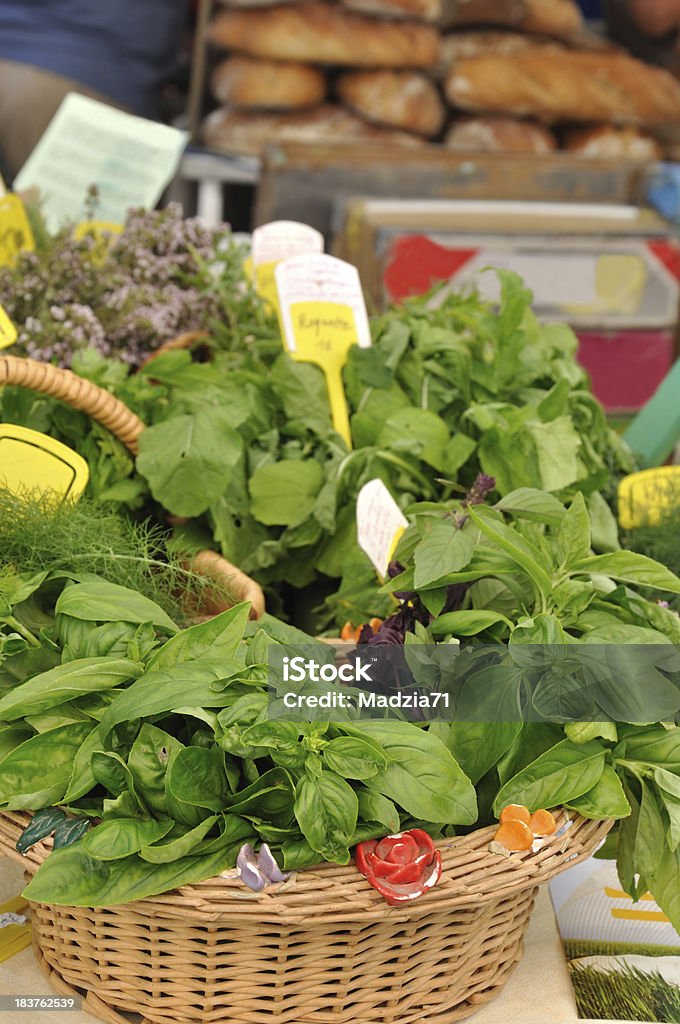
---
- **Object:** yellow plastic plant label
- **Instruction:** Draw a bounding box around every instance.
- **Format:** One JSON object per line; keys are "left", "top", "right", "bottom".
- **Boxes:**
{"left": 74, "top": 220, "right": 123, "bottom": 242}
{"left": 0, "top": 895, "right": 31, "bottom": 964}
{"left": 276, "top": 253, "right": 371, "bottom": 447}
{"left": 0, "top": 194, "right": 35, "bottom": 268}
{"left": 356, "top": 479, "right": 408, "bottom": 578}
{"left": 252, "top": 221, "right": 323, "bottom": 318}
{"left": 0, "top": 424, "right": 89, "bottom": 501}
{"left": 618, "top": 466, "right": 680, "bottom": 529}
{"left": 0, "top": 304, "right": 17, "bottom": 349}
{"left": 254, "top": 260, "right": 279, "bottom": 311}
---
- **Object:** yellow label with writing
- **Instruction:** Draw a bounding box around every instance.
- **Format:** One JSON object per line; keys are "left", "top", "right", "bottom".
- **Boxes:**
{"left": 254, "top": 260, "right": 280, "bottom": 314}
{"left": 290, "top": 301, "right": 358, "bottom": 361}
{"left": 0, "top": 194, "right": 35, "bottom": 268}
{"left": 288, "top": 301, "right": 358, "bottom": 447}
{"left": 0, "top": 304, "right": 16, "bottom": 349}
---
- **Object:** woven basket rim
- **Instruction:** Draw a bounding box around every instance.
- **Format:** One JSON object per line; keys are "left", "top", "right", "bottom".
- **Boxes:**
{"left": 0, "top": 808, "right": 611, "bottom": 923}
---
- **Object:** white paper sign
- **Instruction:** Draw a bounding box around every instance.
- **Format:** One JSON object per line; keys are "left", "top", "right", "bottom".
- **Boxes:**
{"left": 275, "top": 253, "right": 371, "bottom": 353}
{"left": 357, "top": 479, "right": 408, "bottom": 577}
{"left": 252, "top": 221, "right": 323, "bottom": 267}
{"left": 15, "top": 94, "right": 188, "bottom": 232}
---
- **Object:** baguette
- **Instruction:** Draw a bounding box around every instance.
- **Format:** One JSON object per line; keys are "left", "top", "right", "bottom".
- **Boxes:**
{"left": 446, "top": 46, "right": 680, "bottom": 124}
{"left": 564, "top": 124, "right": 663, "bottom": 160}
{"left": 440, "top": 0, "right": 583, "bottom": 37}
{"left": 212, "top": 57, "right": 327, "bottom": 109}
{"left": 202, "top": 105, "right": 425, "bottom": 157}
{"left": 446, "top": 115, "right": 557, "bottom": 152}
{"left": 440, "top": 30, "right": 546, "bottom": 74}
{"left": 339, "top": 0, "right": 441, "bottom": 23}
{"left": 337, "top": 70, "right": 445, "bottom": 137}
{"left": 209, "top": 3, "right": 441, "bottom": 67}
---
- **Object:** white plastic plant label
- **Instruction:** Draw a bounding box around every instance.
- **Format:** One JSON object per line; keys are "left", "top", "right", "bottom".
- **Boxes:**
{"left": 356, "top": 479, "right": 408, "bottom": 577}
{"left": 251, "top": 221, "right": 324, "bottom": 311}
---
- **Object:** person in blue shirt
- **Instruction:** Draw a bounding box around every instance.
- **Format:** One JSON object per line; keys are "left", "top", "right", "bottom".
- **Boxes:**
{"left": 0, "top": 0, "right": 186, "bottom": 180}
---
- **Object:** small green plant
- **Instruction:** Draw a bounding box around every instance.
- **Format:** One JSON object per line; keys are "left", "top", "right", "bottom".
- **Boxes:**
{"left": 571, "top": 962, "right": 680, "bottom": 1022}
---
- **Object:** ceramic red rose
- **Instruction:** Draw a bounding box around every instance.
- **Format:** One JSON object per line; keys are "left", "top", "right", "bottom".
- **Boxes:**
{"left": 355, "top": 828, "right": 442, "bottom": 905}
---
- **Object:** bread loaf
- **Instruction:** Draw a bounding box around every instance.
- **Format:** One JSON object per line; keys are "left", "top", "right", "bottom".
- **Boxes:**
{"left": 445, "top": 115, "right": 556, "bottom": 152}
{"left": 339, "top": 0, "right": 441, "bottom": 23}
{"left": 210, "top": 4, "right": 441, "bottom": 67}
{"left": 440, "top": 0, "right": 583, "bottom": 37}
{"left": 439, "top": 30, "right": 545, "bottom": 75}
{"left": 337, "top": 70, "right": 445, "bottom": 137}
{"left": 564, "top": 124, "right": 663, "bottom": 160}
{"left": 212, "top": 57, "right": 327, "bottom": 109}
{"left": 202, "top": 105, "right": 425, "bottom": 158}
{"left": 446, "top": 46, "right": 680, "bottom": 124}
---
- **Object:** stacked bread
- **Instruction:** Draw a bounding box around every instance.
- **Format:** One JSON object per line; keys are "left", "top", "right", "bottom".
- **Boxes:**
{"left": 202, "top": 0, "right": 680, "bottom": 159}
{"left": 204, "top": 0, "right": 446, "bottom": 155}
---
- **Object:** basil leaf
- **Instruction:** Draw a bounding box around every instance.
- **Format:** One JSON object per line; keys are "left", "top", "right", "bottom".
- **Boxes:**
{"left": 81, "top": 817, "right": 174, "bottom": 860}
{"left": 226, "top": 767, "right": 295, "bottom": 827}
{"left": 572, "top": 552, "right": 680, "bottom": 594}
{"left": 148, "top": 604, "right": 251, "bottom": 670}
{"left": 127, "top": 723, "right": 185, "bottom": 816}
{"left": 23, "top": 843, "right": 243, "bottom": 907}
{"left": 495, "top": 488, "right": 566, "bottom": 527}
{"left": 294, "top": 771, "right": 357, "bottom": 863}
{"left": 448, "top": 721, "right": 522, "bottom": 786}
{"left": 345, "top": 720, "right": 477, "bottom": 825}
{"left": 557, "top": 492, "right": 591, "bottom": 567}
{"left": 166, "top": 747, "right": 229, "bottom": 811}
{"left": 431, "top": 609, "right": 512, "bottom": 637}
{"left": 636, "top": 781, "right": 666, "bottom": 881}
{"left": 0, "top": 657, "right": 141, "bottom": 721}
{"left": 0, "top": 723, "right": 93, "bottom": 809}
{"left": 56, "top": 581, "right": 178, "bottom": 633}
{"left": 356, "top": 790, "right": 400, "bottom": 833}
{"left": 414, "top": 525, "right": 474, "bottom": 590}
{"left": 566, "top": 765, "right": 630, "bottom": 819}
{"left": 322, "top": 736, "right": 388, "bottom": 780}
{"left": 139, "top": 816, "right": 219, "bottom": 864}
{"left": 63, "top": 724, "right": 104, "bottom": 803}
{"left": 493, "top": 739, "right": 606, "bottom": 815}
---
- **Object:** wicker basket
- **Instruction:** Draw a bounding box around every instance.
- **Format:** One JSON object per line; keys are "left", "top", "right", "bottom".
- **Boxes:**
{"left": 0, "top": 809, "right": 611, "bottom": 1024}
{"left": 0, "top": 354, "right": 265, "bottom": 618}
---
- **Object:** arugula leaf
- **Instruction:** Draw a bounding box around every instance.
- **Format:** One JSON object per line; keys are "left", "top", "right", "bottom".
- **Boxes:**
{"left": 137, "top": 410, "right": 244, "bottom": 518}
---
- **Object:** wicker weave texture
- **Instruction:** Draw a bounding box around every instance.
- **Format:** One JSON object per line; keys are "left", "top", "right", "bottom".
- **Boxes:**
{"left": 0, "top": 354, "right": 265, "bottom": 617}
{"left": 0, "top": 810, "right": 611, "bottom": 1024}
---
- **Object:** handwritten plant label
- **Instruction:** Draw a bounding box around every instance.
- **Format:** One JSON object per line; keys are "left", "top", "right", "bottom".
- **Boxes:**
{"left": 275, "top": 253, "right": 370, "bottom": 447}
{"left": 357, "top": 479, "right": 408, "bottom": 577}
{"left": 252, "top": 221, "right": 323, "bottom": 313}
{"left": 0, "top": 195, "right": 35, "bottom": 268}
